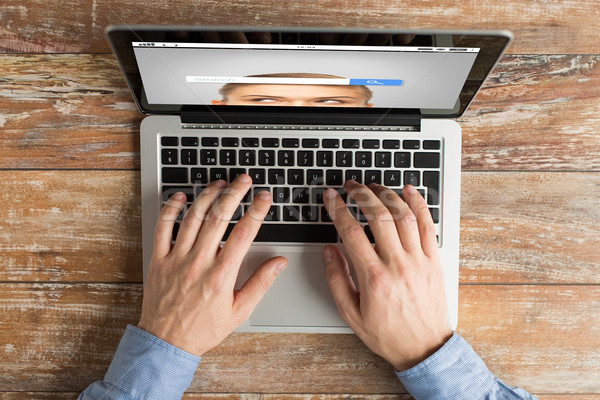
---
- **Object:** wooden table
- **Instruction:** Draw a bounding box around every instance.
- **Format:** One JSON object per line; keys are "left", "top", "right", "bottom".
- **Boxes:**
{"left": 1, "top": 1, "right": 599, "bottom": 399}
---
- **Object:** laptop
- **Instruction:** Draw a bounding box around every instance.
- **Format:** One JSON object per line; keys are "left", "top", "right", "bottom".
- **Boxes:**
{"left": 107, "top": 26, "right": 511, "bottom": 333}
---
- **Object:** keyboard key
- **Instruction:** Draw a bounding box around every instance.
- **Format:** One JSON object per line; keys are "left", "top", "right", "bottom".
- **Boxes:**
{"left": 258, "top": 150, "right": 275, "bottom": 166}
{"left": 248, "top": 168, "right": 266, "bottom": 184}
{"left": 181, "top": 149, "right": 197, "bottom": 165}
{"left": 355, "top": 152, "right": 372, "bottom": 167}
{"left": 181, "top": 137, "right": 199, "bottom": 146}
{"left": 190, "top": 168, "right": 207, "bottom": 184}
{"left": 282, "top": 138, "right": 299, "bottom": 148}
{"left": 342, "top": 139, "right": 360, "bottom": 149}
{"left": 336, "top": 151, "right": 353, "bottom": 167}
{"left": 307, "top": 170, "right": 324, "bottom": 185}
{"left": 268, "top": 169, "right": 285, "bottom": 184}
{"left": 161, "top": 136, "right": 178, "bottom": 146}
{"left": 364, "top": 225, "right": 375, "bottom": 243}
{"left": 200, "top": 149, "right": 217, "bottom": 165}
{"left": 364, "top": 170, "right": 382, "bottom": 186}
{"left": 321, "top": 206, "right": 331, "bottom": 222}
{"left": 161, "top": 149, "right": 178, "bottom": 165}
{"left": 317, "top": 151, "right": 333, "bottom": 167}
{"left": 423, "top": 140, "right": 441, "bottom": 150}
{"left": 394, "top": 152, "right": 410, "bottom": 168}
{"left": 172, "top": 222, "right": 180, "bottom": 241}
{"left": 404, "top": 170, "right": 420, "bottom": 186}
{"left": 278, "top": 150, "right": 294, "bottom": 166}
{"left": 345, "top": 169, "right": 362, "bottom": 184}
{"left": 162, "top": 167, "right": 188, "bottom": 183}
{"left": 292, "top": 187, "right": 310, "bottom": 203}
{"left": 414, "top": 152, "right": 440, "bottom": 169}
{"left": 264, "top": 206, "right": 280, "bottom": 221}
{"left": 209, "top": 168, "right": 227, "bottom": 182}
{"left": 302, "top": 138, "right": 319, "bottom": 148}
{"left": 219, "top": 149, "right": 236, "bottom": 165}
{"left": 384, "top": 170, "right": 401, "bottom": 186}
{"left": 383, "top": 139, "right": 400, "bottom": 149}
{"left": 239, "top": 149, "right": 256, "bottom": 166}
{"left": 297, "top": 151, "right": 314, "bottom": 167}
{"left": 362, "top": 139, "right": 380, "bottom": 149}
{"left": 429, "top": 208, "right": 440, "bottom": 223}
{"left": 287, "top": 169, "right": 304, "bottom": 185}
{"left": 423, "top": 171, "right": 440, "bottom": 205}
{"left": 283, "top": 206, "right": 300, "bottom": 221}
{"left": 201, "top": 137, "right": 218, "bottom": 147}
{"left": 322, "top": 139, "right": 339, "bottom": 148}
{"left": 403, "top": 140, "right": 420, "bottom": 149}
{"left": 375, "top": 151, "right": 392, "bottom": 168}
{"left": 229, "top": 168, "right": 246, "bottom": 182}
{"left": 250, "top": 223, "right": 337, "bottom": 243}
{"left": 273, "top": 187, "right": 290, "bottom": 203}
{"left": 326, "top": 169, "right": 343, "bottom": 185}
{"left": 242, "top": 137, "right": 259, "bottom": 147}
{"left": 230, "top": 206, "right": 243, "bottom": 221}
{"left": 162, "top": 186, "right": 193, "bottom": 202}
{"left": 311, "top": 188, "right": 326, "bottom": 204}
{"left": 262, "top": 138, "right": 279, "bottom": 147}
{"left": 222, "top": 137, "right": 239, "bottom": 147}
{"left": 302, "top": 206, "right": 319, "bottom": 222}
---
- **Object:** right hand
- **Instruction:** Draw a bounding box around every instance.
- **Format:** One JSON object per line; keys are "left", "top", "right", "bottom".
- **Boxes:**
{"left": 322, "top": 181, "right": 452, "bottom": 371}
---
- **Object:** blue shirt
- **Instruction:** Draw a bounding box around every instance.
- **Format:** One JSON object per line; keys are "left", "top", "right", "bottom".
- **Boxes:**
{"left": 79, "top": 325, "right": 537, "bottom": 399}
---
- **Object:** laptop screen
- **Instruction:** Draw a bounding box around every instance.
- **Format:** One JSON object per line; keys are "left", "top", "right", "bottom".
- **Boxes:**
{"left": 108, "top": 28, "right": 511, "bottom": 119}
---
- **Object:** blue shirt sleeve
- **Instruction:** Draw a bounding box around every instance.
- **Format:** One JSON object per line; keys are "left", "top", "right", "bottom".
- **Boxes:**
{"left": 395, "top": 332, "right": 538, "bottom": 399}
{"left": 78, "top": 324, "right": 201, "bottom": 400}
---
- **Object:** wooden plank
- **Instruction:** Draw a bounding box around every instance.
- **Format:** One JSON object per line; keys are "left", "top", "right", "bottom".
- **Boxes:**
{"left": 1, "top": 54, "right": 599, "bottom": 171}
{"left": 1, "top": 0, "right": 600, "bottom": 54}
{"left": 1, "top": 170, "right": 597, "bottom": 284}
{"left": 0, "top": 393, "right": 260, "bottom": 399}
{"left": 0, "top": 284, "right": 597, "bottom": 394}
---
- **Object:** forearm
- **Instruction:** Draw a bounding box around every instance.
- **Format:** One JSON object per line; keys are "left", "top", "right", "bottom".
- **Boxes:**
{"left": 78, "top": 324, "right": 200, "bottom": 400}
{"left": 395, "top": 332, "right": 537, "bottom": 400}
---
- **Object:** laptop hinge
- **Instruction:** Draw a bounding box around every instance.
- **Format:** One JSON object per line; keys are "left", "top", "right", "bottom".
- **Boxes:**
{"left": 180, "top": 109, "right": 421, "bottom": 129}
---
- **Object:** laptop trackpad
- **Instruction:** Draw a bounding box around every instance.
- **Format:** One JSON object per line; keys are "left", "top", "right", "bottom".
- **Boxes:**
{"left": 248, "top": 252, "right": 347, "bottom": 327}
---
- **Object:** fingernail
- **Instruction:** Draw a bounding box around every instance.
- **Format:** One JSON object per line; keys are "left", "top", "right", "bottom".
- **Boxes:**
{"left": 324, "top": 188, "right": 338, "bottom": 199}
{"left": 406, "top": 185, "right": 417, "bottom": 194}
{"left": 257, "top": 191, "right": 271, "bottom": 200}
{"left": 173, "top": 192, "right": 185, "bottom": 201}
{"left": 213, "top": 179, "right": 227, "bottom": 188}
{"left": 237, "top": 174, "right": 251, "bottom": 183}
{"left": 324, "top": 246, "right": 335, "bottom": 262}
{"left": 275, "top": 261, "right": 287, "bottom": 273}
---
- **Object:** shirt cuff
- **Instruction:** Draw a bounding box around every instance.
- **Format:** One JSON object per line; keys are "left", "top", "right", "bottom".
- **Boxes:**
{"left": 104, "top": 324, "right": 201, "bottom": 400}
{"left": 395, "top": 332, "right": 496, "bottom": 399}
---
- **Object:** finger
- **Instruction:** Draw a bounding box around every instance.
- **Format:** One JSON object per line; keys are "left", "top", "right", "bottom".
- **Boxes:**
{"left": 324, "top": 245, "right": 361, "bottom": 327}
{"left": 173, "top": 179, "right": 228, "bottom": 254}
{"left": 216, "top": 189, "right": 272, "bottom": 270}
{"left": 233, "top": 256, "right": 287, "bottom": 322}
{"left": 403, "top": 185, "right": 439, "bottom": 257}
{"left": 388, "top": 185, "right": 421, "bottom": 253}
{"left": 194, "top": 174, "right": 253, "bottom": 253}
{"left": 153, "top": 192, "right": 186, "bottom": 259}
{"left": 344, "top": 181, "right": 402, "bottom": 258}
{"left": 323, "top": 187, "right": 378, "bottom": 282}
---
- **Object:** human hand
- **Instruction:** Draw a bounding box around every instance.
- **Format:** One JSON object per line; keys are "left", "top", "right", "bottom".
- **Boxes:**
{"left": 323, "top": 181, "right": 452, "bottom": 371}
{"left": 137, "top": 175, "right": 287, "bottom": 357}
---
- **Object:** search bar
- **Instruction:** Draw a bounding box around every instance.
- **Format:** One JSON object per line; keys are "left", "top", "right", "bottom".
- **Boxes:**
{"left": 186, "top": 76, "right": 403, "bottom": 86}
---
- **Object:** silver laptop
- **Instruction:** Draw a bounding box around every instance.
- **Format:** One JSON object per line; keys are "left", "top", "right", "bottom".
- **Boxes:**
{"left": 107, "top": 26, "right": 511, "bottom": 333}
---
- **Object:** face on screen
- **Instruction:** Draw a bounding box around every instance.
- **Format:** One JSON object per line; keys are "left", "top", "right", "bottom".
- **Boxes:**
{"left": 211, "top": 83, "right": 374, "bottom": 107}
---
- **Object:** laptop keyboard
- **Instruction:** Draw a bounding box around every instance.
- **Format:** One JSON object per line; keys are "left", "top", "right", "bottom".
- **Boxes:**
{"left": 160, "top": 132, "right": 442, "bottom": 245}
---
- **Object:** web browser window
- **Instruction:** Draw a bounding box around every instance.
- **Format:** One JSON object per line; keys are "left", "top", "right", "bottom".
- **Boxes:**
{"left": 132, "top": 42, "right": 479, "bottom": 110}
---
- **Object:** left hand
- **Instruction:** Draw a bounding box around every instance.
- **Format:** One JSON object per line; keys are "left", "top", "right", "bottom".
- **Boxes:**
{"left": 137, "top": 175, "right": 287, "bottom": 356}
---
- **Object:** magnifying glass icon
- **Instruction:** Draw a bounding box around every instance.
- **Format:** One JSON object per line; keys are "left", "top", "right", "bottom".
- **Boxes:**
{"left": 366, "top": 79, "right": 384, "bottom": 85}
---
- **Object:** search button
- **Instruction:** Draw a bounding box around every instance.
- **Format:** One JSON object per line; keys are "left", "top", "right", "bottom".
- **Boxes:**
{"left": 349, "top": 79, "right": 403, "bottom": 86}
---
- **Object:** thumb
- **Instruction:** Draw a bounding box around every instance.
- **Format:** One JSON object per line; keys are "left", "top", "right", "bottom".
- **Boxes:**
{"left": 324, "top": 246, "right": 360, "bottom": 324}
{"left": 233, "top": 256, "right": 287, "bottom": 320}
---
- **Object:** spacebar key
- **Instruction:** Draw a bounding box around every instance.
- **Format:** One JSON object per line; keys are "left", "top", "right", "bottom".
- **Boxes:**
{"left": 254, "top": 224, "right": 337, "bottom": 243}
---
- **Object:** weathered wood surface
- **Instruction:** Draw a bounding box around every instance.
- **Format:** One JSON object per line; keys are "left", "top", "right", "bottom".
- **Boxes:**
{"left": 1, "top": 0, "right": 600, "bottom": 54}
{"left": 0, "top": 395, "right": 598, "bottom": 400}
{"left": 0, "top": 284, "right": 597, "bottom": 395}
{"left": 0, "top": 170, "right": 598, "bottom": 284}
{"left": 1, "top": 54, "right": 599, "bottom": 171}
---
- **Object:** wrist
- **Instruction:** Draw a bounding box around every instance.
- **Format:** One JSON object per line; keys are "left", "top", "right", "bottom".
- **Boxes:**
{"left": 390, "top": 330, "right": 453, "bottom": 372}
